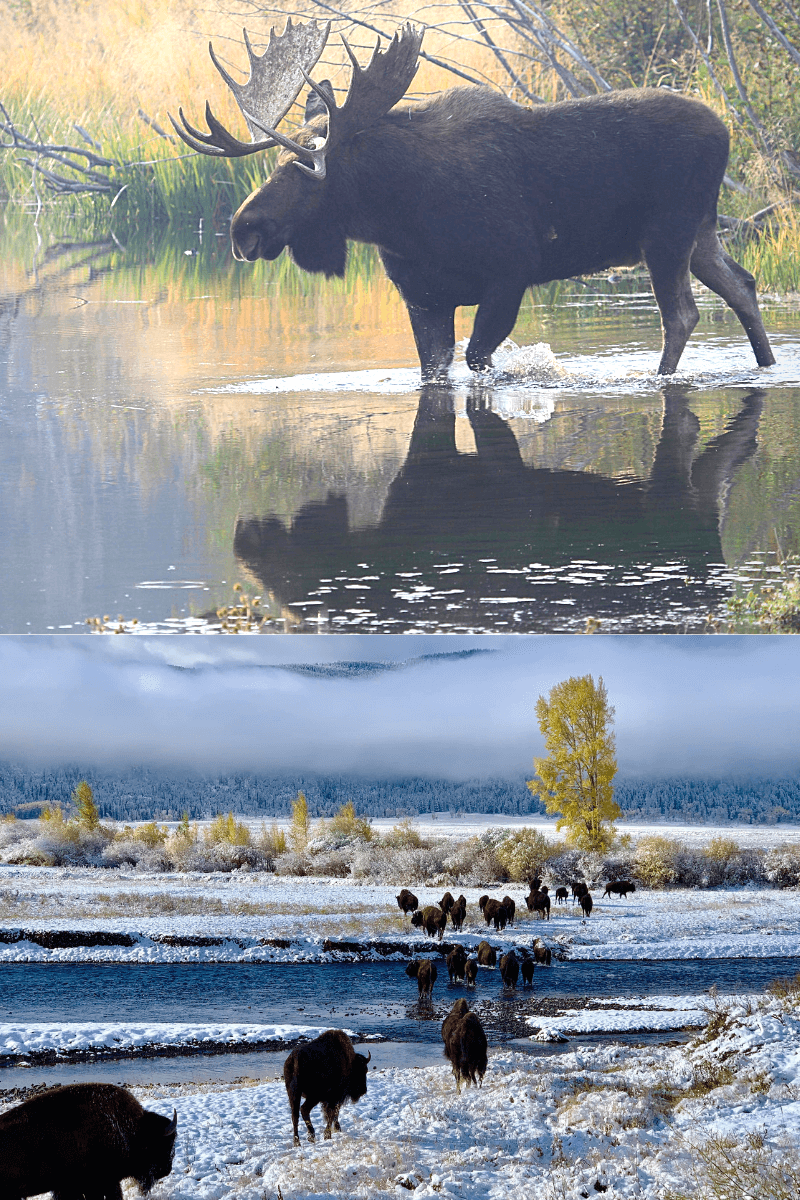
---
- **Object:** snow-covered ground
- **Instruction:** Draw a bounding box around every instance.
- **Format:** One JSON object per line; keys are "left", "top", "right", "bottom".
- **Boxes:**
{"left": 1, "top": 867, "right": 799, "bottom": 963}
{"left": 9, "top": 989, "right": 795, "bottom": 1200}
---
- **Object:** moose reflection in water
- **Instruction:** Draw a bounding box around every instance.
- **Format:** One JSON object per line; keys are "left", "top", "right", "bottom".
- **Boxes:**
{"left": 233, "top": 385, "right": 765, "bottom": 632}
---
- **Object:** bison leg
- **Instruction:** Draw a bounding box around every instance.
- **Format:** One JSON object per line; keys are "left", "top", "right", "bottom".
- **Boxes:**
{"left": 645, "top": 247, "right": 699, "bottom": 374}
{"left": 300, "top": 1098, "right": 317, "bottom": 1143}
{"left": 466, "top": 279, "right": 528, "bottom": 372}
{"left": 690, "top": 222, "right": 775, "bottom": 367}
{"left": 322, "top": 1102, "right": 340, "bottom": 1138}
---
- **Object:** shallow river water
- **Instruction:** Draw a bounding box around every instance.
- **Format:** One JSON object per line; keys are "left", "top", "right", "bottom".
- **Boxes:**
{"left": 3, "top": 229, "right": 800, "bottom": 634}
{"left": 2, "top": 956, "right": 795, "bottom": 1087}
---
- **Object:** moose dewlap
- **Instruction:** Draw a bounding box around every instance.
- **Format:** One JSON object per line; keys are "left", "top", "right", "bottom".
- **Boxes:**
{"left": 173, "top": 21, "right": 775, "bottom": 381}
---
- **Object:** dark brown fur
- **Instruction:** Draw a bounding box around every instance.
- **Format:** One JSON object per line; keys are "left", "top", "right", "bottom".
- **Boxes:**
{"left": 439, "top": 891, "right": 456, "bottom": 915}
{"left": 449, "top": 897, "right": 467, "bottom": 931}
{"left": 407, "top": 956, "right": 438, "bottom": 999}
{"left": 580, "top": 893, "right": 594, "bottom": 918}
{"left": 603, "top": 880, "right": 636, "bottom": 899}
{"left": 446, "top": 945, "right": 468, "bottom": 984}
{"left": 411, "top": 904, "right": 447, "bottom": 939}
{"left": 441, "top": 999, "right": 488, "bottom": 1092}
{"left": 520, "top": 955, "right": 535, "bottom": 986}
{"left": 465, "top": 957, "right": 478, "bottom": 987}
{"left": 396, "top": 888, "right": 419, "bottom": 914}
{"left": 232, "top": 85, "right": 774, "bottom": 379}
{"left": 283, "top": 1029, "right": 370, "bottom": 1146}
{"left": 499, "top": 950, "right": 519, "bottom": 988}
{"left": 476, "top": 939, "right": 496, "bottom": 967}
{"left": 0, "top": 1082, "right": 176, "bottom": 1200}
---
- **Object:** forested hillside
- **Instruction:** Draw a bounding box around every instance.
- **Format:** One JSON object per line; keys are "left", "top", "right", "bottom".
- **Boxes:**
{"left": 1, "top": 763, "right": 798, "bottom": 826}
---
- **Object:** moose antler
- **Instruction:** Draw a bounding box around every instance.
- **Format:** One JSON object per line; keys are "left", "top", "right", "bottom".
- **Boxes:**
{"left": 170, "top": 18, "right": 330, "bottom": 157}
{"left": 172, "top": 21, "right": 423, "bottom": 178}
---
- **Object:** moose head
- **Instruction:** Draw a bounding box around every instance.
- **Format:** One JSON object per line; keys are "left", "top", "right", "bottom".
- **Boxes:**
{"left": 171, "top": 21, "right": 423, "bottom": 277}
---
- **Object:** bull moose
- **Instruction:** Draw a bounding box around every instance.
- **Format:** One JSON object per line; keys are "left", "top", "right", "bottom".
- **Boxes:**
{"left": 173, "top": 21, "right": 774, "bottom": 382}
{"left": 0, "top": 1081, "right": 177, "bottom": 1200}
{"left": 283, "top": 1028, "right": 370, "bottom": 1146}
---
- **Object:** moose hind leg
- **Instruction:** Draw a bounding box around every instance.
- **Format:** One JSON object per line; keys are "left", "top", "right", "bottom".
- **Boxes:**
{"left": 690, "top": 224, "right": 775, "bottom": 366}
{"left": 645, "top": 248, "right": 699, "bottom": 374}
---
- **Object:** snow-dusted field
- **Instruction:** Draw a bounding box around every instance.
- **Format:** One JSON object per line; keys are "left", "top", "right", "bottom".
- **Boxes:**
{"left": 1, "top": 866, "right": 800, "bottom": 963}
{"left": 10, "top": 990, "right": 795, "bottom": 1200}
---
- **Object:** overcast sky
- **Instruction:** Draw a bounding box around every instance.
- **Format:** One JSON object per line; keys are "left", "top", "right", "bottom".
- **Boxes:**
{"left": 1, "top": 636, "right": 798, "bottom": 780}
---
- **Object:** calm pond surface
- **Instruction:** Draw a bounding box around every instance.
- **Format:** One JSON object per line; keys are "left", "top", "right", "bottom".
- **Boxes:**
{"left": 3, "top": 223, "right": 800, "bottom": 634}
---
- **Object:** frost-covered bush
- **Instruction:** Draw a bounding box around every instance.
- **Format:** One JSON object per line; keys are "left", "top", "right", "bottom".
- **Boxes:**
{"left": 304, "top": 850, "right": 352, "bottom": 877}
{"left": 764, "top": 844, "right": 800, "bottom": 888}
{"left": 634, "top": 836, "right": 682, "bottom": 888}
{"left": 441, "top": 835, "right": 506, "bottom": 886}
{"left": 723, "top": 847, "right": 765, "bottom": 886}
{"left": 274, "top": 851, "right": 311, "bottom": 876}
{"left": 545, "top": 848, "right": 584, "bottom": 885}
{"left": 494, "top": 828, "right": 561, "bottom": 883}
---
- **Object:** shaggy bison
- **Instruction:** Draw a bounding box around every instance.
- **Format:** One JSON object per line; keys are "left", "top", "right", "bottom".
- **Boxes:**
{"left": 449, "top": 896, "right": 467, "bottom": 931}
{"left": 0, "top": 1081, "right": 177, "bottom": 1200}
{"left": 526, "top": 889, "right": 551, "bottom": 920}
{"left": 572, "top": 882, "right": 590, "bottom": 905}
{"left": 603, "top": 880, "right": 636, "bottom": 899}
{"left": 579, "top": 892, "right": 594, "bottom": 918}
{"left": 396, "top": 888, "right": 419, "bottom": 915}
{"left": 411, "top": 904, "right": 447, "bottom": 939}
{"left": 439, "top": 891, "right": 456, "bottom": 915}
{"left": 407, "top": 956, "right": 438, "bottom": 999}
{"left": 483, "top": 898, "right": 508, "bottom": 931}
{"left": 441, "top": 999, "right": 488, "bottom": 1092}
{"left": 465, "top": 957, "right": 478, "bottom": 987}
{"left": 555, "top": 887, "right": 569, "bottom": 905}
{"left": 478, "top": 895, "right": 490, "bottom": 914}
{"left": 520, "top": 954, "right": 535, "bottom": 986}
{"left": 175, "top": 23, "right": 775, "bottom": 381}
{"left": 499, "top": 949, "right": 519, "bottom": 988}
{"left": 501, "top": 896, "right": 516, "bottom": 926}
{"left": 446, "top": 945, "right": 468, "bottom": 984}
{"left": 283, "top": 1028, "right": 370, "bottom": 1146}
{"left": 476, "top": 939, "right": 496, "bottom": 967}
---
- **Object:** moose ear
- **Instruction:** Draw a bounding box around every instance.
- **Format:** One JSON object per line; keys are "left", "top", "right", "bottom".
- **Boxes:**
{"left": 305, "top": 79, "right": 335, "bottom": 121}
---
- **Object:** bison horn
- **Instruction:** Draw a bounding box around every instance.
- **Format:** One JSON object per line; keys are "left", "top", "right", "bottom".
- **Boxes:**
{"left": 164, "top": 1109, "right": 178, "bottom": 1136}
{"left": 366, "top": 1050, "right": 371, "bottom": 1063}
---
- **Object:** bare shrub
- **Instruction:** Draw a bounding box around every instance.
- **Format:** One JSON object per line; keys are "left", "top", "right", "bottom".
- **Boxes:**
{"left": 441, "top": 834, "right": 506, "bottom": 885}
{"left": 667, "top": 1132, "right": 800, "bottom": 1200}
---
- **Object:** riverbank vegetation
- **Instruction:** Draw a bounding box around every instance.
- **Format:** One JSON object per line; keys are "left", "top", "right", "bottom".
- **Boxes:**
{"left": 1, "top": 0, "right": 799, "bottom": 289}
{"left": 3, "top": 798, "right": 800, "bottom": 886}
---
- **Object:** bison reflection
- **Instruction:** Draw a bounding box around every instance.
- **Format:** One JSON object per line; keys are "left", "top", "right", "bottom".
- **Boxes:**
{"left": 234, "top": 385, "right": 765, "bottom": 631}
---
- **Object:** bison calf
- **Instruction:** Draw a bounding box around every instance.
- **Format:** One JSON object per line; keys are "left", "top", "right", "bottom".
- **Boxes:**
{"left": 465, "top": 957, "right": 478, "bottom": 987}
{"left": 441, "top": 999, "right": 488, "bottom": 1092}
{"left": 0, "top": 1081, "right": 176, "bottom": 1200}
{"left": 284, "top": 1028, "right": 370, "bottom": 1147}
{"left": 520, "top": 954, "right": 535, "bottom": 986}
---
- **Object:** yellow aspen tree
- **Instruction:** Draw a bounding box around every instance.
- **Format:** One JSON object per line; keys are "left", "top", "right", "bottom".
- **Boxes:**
{"left": 527, "top": 674, "right": 620, "bottom": 852}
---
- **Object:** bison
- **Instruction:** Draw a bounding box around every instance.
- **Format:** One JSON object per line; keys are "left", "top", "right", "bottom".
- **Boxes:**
{"left": 396, "top": 888, "right": 419, "bottom": 915}
{"left": 407, "top": 956, "right": 438, "bottom": 999}
{"left": 572, "top": 882, "right": 590, "bottom": 905}
{"left": 478, "top": 894, "right": 490, "bottom": 914}
{"left": 449, "top": 896, "right": 467, "bottom": 932}
{"left": 174, "top": 22, "right": 775, "bottom": 382}
{"left": 501, "top": 896, "right": 516, "bottom": 926}
{"left": 0, "top": 1081, "right": 177, "bottom": 1200}
{"left": 411, "top": 904, "right": 447, "bottom": 939}
{"left": 446, "top": 945, "right": 467, "bottom": 984}
{"left": 476, "top": 939, "right": 496, "bottom": 967}
{"left": 283, "top": 1028, "right": 370, "bottom": 1146}
{"left": 499, "top": 949, "right": 519, "bottom": 988}
{"left": 526, "top": 889, "right": 551, "bottom": 921}
{"left": 532, "top": 938, "right": 552, "bottom": 966}
{"left": 579, "top": 892, "right": 594, "bottom": 918}
{"left": 555, "top": 887, "right": 569, "bottom": 905}
{"left": 603, "top": 880, "right": 636, "bottom": 899}
{"left": 439, "top": 891, "right": 456, "bottom": 915}
{"left": 441, "top": 999, "right": 488, "bottom": 1092}
{"left": 520, "top": 954, "right": 535, "bottom": 986}
{"left": 465, "top": 957, "right": 478, "bottom": 987}
{"left": 483, "top": 898, "right": 508, "bottom": 931}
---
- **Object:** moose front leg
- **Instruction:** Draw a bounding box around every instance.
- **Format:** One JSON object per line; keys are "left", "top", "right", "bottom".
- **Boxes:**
{"left": 406, "top": 304, "right": 456, "bottom": 382}
{"left": 466, "top": 279, "right": 528, "bottom": 372}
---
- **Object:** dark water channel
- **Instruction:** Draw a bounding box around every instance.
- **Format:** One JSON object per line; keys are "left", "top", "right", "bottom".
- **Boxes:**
{"left": 0, "top": 957, "right": 795, "bottom": 1088}
{"left": 3, "top": 232, "right": 800, "bottom": 634}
